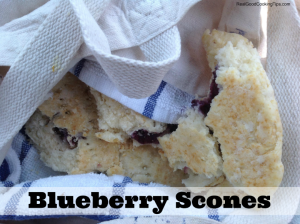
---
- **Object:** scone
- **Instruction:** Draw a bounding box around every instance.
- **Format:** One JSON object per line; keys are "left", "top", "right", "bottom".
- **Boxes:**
{"left": 159, "top": 29, "right": 284, "bottom": 189}
{"left": 158, "top": 109, "right": 224, "bottom": 189}
{"left": 25, "top": 29, "right": 284, "bottom": 190}
{"left": 25, "top": 73, "right": 187, "bottom": 186}
{"left": 202, "top": 29, "right": 283, "bottom": 188}
{"left": 90, "top": 88, "right": 176, "bottom": 147}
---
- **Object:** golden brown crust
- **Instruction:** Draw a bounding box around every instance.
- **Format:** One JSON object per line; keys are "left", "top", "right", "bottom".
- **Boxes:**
{"left": 115, "top": 143, "right": 187, "bottom": 187}
{"left": 72, "top": 134, "right": 121, "bottom": 174}
{"left": 25, "top": 110, "right": 121, "bottom": 174}
{"left": 26, "top": 74, "right": 186, "bottom": 187}
{"left": 26, "top": 29, "right": 284, "bottom": 189}
{"left": 158, "top": 109, "right": 224, "bottom": 187}
{"left": 90, "top": 88, "right": 166, "bottom": 143}
{"left": 159, "top": 110, "right": 222, "bottom": 176}
{"left": 202, "top": 29, "right": 253, "bottom": 71}
{"left": 38, "top": 72, "right": 98, "bottom": 136}
{"left": 202, "top": 29, "right": 284, "bottom": 187}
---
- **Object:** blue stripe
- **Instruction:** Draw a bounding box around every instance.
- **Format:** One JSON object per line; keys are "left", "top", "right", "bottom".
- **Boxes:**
{"left": 74, "top": 59, "right": 86, "bottom": 77}
{"left": 0, "top": 215, "right": 119, "bottom": 221}
{"left": 142, "top": 81, "right": 167, "bottom": 119}
{"left": 3, "top": 181, "right": 14, "bottom": 187}
{"left": 0, "top": 215, "right": 185, "bottom": 222}
{"left": 122, "top": 176, "right": 133, "bottom": 184}
{"left": 20, "top": 126, "right": 30, "bottom": 141}
{"left": 108, "top": 177, "right": 133, "bottom": 217}
{"left": 20, "top": 140, "right": 31, "bottom": 164}
{"left": 4, "top": 182, "right": 33, "bottom": 216}
{"left": 0, "top": 160, "right": 10, "bottom": 182}
{"left": 81, "top": 215, "right": 118, "bottom": 222}
{"left": 208, "top": 208, "right": 220, "bottom": 222}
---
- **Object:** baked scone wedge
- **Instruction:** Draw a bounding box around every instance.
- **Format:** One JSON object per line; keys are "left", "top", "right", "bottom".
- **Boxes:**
{"left": 90, "top": 88, "right": 177, "bottom": 147}
{"left": 26, "top": 110, "right": 120, "bottom": 175}
{"left": 159, "top": 29, "right": 284, "bottom": 190}
{"left": 158, "top": 108, "right": 224, "bottom": 189}
{"left": 25, "top": 29, "right": 284, "bottom": 190}
{"left": 25, "top": 73, "right": 187, "bottom": 186}
{"left": 201, "top": 29, "right": 283, "bottom": 188}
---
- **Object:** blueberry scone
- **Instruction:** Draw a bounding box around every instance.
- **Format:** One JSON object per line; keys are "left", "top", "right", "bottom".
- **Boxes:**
{"left": 203, "top": 29, "right": 283, "bottom": 187}
{"left": 159, "top": 29, "right": 284, "bottom": 188}
{"left": 158, "top": 74, "right": 225, "bottom": 189}
{"left": 25, "top": 29, "right": 284, "bottom": 189}
{"left": 25, "top": 73, "right": 187, "bottom": 186}
{"left": 90, "top": 88, "right": 176, "bottom": 147}
{"left": 158, "top": 109, "right": 224, "bottom": 189}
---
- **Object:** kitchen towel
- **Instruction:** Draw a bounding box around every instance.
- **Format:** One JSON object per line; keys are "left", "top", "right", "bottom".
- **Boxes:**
{"left": 0, "top": 0, "right": 299, "bottom": 223}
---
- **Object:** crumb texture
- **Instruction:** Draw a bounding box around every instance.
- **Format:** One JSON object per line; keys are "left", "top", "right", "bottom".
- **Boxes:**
{"left": 90, "top": 88, "right": 166, "bottom": 143}
{"left": 26, "top": 74, "right": 185, "bottom": 187}
{"left": 202, "top": 29, "right": 284, "bottom": 188}
{"left": 202, "top": 29, "right": 253, "bottom": 71}
{"left": 158, "top": 109, "right": 224, "bottom": 187}
{"left": 38, "top": 73, "right": 98, "bottom": 137}
{"left": 114, "top": 143, "right": 187, "bottom": 187}
{"left": 26, "top": 110, "right": 120, "bottom": 174}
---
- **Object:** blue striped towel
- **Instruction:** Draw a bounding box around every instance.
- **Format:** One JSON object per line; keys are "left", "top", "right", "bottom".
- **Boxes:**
{"left": 72, "top": 59, "right": 195, "bottom": 124}
{"left": 0, "top": 60, "right": 298, "bottom": 224}
{"left": 0, "top": 131, "right": 223, "bottom": 222}
{"left": 0, "top": 60, "right": 218, "bottom": 222}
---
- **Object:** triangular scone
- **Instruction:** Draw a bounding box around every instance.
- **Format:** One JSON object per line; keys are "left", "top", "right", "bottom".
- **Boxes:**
{"left": 202, "top": 29, "right": 284, "bottom": 187}
{"left": 158, "top": 109, "right": 224, "bottom": 188}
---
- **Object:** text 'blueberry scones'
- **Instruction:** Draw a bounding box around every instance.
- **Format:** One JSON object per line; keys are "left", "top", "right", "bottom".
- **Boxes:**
{"left": 25, "top": 29, "right": 284, "bottom": 189}
{"left": 25, "top": 73, "right": 187, "bottom": 186}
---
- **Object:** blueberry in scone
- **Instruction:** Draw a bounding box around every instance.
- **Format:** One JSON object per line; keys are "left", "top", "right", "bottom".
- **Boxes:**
{"left": 25, "top": 73, "right": 187, "bottom": 186}
{"left": 203, "top": 29, "right": 283, "bottom": 188}
{"left": 158, "top": 29, "right": 284, "bottom": 189}
{"left": 90, "top": 88, "right": 176, "bottom": 146}
{"left": 158, "top": 108, "right": 225, "bottom": 190}
{"left": 25, "top": 29, "right": 284, "bottom": 190}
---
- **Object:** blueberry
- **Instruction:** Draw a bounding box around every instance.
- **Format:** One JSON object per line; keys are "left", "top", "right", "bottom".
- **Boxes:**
{"left": 52, "top": 127, "right": 80, "bottom": 149}
{"left": 131, "top": 124, "right": 178, "bottom": 145}
{"left": 52, "top": 127, "right": 68, "bottom": 141}
{"left": 192, "top": 68, "right": 219, "bottom": 116}
{"left": 131, "top": 129, "right": 161, "bottom": 144}
{"left": 191, "top": 98, "right": 211, "bottom": 117}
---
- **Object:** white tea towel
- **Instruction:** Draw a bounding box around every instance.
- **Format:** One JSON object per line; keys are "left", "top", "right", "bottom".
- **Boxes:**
{"left": 0, "top": 0, "right": 299, "bottom": 223}
{"left": 74, "top": 59, "right": 194, "bottom": 123}
{"left": 0, "top": 0, "right": 205, "bottom": 163}
{"left": 1, "top": 132, "right": 300, "bottom": 223}
{"left": 0, "top": 0, "right": 49, "bottom": 27}
{"left": 0, "top": 0, "right": 262, "bottom": 158}
{"left": 0, "top": 134, "right": 225, "bottom": 222}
